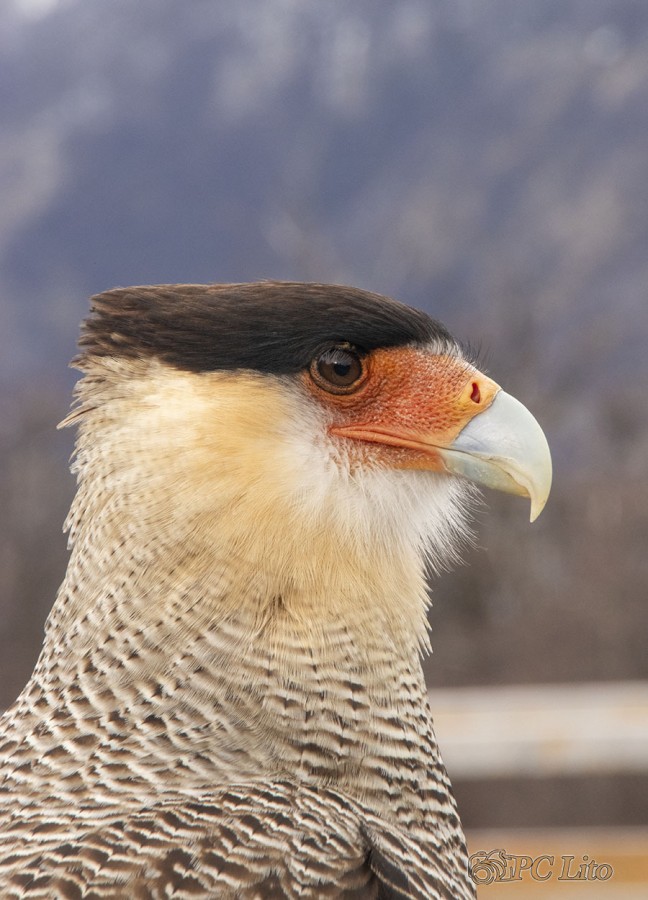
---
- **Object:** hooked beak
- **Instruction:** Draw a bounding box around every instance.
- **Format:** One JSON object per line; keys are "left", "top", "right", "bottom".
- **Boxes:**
{"left": 437, "top": 389, "right": 552, "bottom": 522}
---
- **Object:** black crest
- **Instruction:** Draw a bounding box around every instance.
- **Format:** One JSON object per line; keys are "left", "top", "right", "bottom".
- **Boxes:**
{"left": 78, "top": 281, "right": 456, "bottom": 375}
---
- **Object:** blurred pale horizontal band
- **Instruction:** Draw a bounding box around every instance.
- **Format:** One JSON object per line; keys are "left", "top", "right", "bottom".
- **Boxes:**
{"left": 428, "top": 682, "right": 648, "bottom": 778}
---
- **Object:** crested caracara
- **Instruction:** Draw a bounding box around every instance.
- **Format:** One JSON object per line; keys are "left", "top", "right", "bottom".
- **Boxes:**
{"left": 0, "top": 282, "right": 551, "bottom": 898}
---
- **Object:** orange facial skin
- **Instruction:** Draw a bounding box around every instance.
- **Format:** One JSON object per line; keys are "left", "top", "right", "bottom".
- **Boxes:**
{"left": 302, "top": 346, "right": 501, "bottom": 472}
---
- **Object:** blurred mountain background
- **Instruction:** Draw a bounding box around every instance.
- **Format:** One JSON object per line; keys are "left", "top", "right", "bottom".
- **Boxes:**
{"left": 1, "top": 0, "right": 646, "bottom": 833}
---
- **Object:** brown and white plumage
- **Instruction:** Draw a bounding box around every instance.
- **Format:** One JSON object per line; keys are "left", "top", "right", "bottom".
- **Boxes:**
{"left": 0, "top": 283, "right": 551, "bottom": 898}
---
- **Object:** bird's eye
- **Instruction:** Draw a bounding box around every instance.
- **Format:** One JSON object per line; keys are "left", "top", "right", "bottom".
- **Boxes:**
{"left": 310, "top": 345, "right": 367, "bottom": 394}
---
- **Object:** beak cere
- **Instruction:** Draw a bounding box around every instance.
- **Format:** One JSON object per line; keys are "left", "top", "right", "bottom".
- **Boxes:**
{"left": 326, "top": 347, "right": 552, "bottom": 521}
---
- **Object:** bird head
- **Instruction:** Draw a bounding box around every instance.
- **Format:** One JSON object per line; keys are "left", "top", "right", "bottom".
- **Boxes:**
{"left": 61, "top": 282, "right": 551, "bottom": 649}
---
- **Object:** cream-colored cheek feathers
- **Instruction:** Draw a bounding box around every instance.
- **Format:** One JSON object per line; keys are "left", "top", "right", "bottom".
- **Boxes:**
{"left": 63, "top": 357, "right": 473, "bottom": 650}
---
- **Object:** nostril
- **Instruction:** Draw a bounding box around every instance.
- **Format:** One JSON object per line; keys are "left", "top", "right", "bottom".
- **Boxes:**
{"left": 470, "top": 382, "right": 481, "bottom": 404}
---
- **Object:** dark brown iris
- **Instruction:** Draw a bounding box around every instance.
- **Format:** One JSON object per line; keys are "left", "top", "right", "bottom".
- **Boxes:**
{"left": 309, "top": 344, "right": 367, "bottom": 394}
